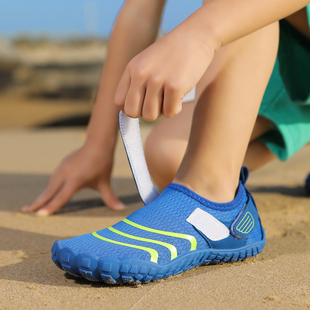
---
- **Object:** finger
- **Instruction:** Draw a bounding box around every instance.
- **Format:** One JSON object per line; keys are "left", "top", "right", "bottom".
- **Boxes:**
{"left": 142, "top": 81, "right": 163, "bottom": 122}
{"left": 36, "top": 182, "right": 76, "bottom": 216}
{"left": 124, "top": 82, "right": 146, "bottom": 118}
{"left": 98, "top": 184, "right": 126, "bottom": 211}
{"left": 21, "top": 175, "right": 64, "bottom": 213}
{"left": 163, "top": 84, "right": 183, "bottom": 118}
{"left": 114, "top": 68, "right": 131, "bottom": 110}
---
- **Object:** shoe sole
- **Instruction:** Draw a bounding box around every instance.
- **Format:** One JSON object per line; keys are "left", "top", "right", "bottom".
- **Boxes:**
{"left": 51, "top": 229, "right": 266, "bottom": 285}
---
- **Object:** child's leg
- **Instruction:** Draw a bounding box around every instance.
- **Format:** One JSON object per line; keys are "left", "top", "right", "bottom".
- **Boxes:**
{"left": 146, "top": 7, "right": 310, "bottom": 191}
{"left": 244, "top": 141, "right": 276, "bottom": 171}
{"left": 172, "top": 22, "right": 279, "bottom": 203}
{"left": 145, "top": 102, "right": 275, "bottom": 188}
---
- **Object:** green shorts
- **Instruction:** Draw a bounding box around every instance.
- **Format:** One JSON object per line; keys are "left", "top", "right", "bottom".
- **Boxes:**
{"left": 258, "top": 8, "right": 310, "bottom": 161}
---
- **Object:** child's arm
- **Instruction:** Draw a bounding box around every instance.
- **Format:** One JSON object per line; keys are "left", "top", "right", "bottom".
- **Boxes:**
{"left": 22, "top": 0, "right": 166, "bottom": 215}
{"left": 87, "top": 0, "right": 166, "bottom": 148}
{"left": 115, "top": 0, "right": 310, "bottom": 120}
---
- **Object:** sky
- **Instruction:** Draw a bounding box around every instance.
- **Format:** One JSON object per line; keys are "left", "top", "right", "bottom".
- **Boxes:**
{"left": 0, "top": 0, "right": 202, "bottom": 39}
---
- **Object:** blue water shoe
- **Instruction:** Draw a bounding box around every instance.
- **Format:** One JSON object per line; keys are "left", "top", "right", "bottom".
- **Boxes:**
{"left": 51, "top": 167, "right": 266, "bottom": 284}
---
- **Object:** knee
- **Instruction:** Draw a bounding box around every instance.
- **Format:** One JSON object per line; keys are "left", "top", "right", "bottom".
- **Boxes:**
{"left": 145, "top": 132, "right": 181, "bottom": 189}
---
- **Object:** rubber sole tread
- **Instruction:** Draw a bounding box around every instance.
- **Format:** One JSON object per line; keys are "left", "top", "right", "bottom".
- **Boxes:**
{"left": 51, "top": 238, "right": 265, "bottom": 285}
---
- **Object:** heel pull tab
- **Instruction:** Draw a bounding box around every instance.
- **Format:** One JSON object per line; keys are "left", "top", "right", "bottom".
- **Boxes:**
{"left": 240, "top": 166, "right": 249, "bottom": 185}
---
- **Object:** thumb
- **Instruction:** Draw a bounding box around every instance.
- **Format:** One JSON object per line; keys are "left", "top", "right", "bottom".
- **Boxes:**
{"left": 98, "top": 183, "right": 126, "bottom": 211}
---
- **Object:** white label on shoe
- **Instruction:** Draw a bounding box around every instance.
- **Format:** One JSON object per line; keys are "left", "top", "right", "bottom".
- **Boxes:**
{"left": 186, "top": 208, "right": 230, "bottom": 241}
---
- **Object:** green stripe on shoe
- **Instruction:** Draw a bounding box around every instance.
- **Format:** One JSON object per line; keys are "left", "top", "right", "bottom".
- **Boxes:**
{"left": 123, "top": 218, "right": 197, "bottom": 251}
{"left": 92, "top": 232, "right": 158, "bottom": 263}
{"left": 108, "top": 227, "right": 177, "bottom": 260}
{"left": 236, "top": 212, "right": 254, "bottom": 234}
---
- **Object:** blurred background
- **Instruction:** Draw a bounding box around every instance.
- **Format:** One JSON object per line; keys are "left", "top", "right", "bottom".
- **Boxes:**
{"left": 1, "top": 2, "right": 310, "bottom": 305}
{"left": 0, "top": 0, "right": 201, "bottom": 177}
{"left": 0, "top": 0, "right": 201, "bottom": 129}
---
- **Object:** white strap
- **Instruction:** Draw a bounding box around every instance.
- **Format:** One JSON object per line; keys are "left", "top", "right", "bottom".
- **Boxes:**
{"left": 186, "top": 208, "right": 230, "bottom": 241}
{"left": 118, "top": 87, "right": 196, "bottom": 205}
{"left": 118, "top": 111, "right": 160, "bottom": 205}
{"left": 182, "top": 87, "right": 196, "bottom": 103}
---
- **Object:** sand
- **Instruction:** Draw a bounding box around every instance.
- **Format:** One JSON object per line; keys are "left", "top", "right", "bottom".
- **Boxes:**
{"left": 0, "top": 93, "right": 91, "bottom": 129}
{"left": 0, "top": 126, "right": 310, "bottom": 309}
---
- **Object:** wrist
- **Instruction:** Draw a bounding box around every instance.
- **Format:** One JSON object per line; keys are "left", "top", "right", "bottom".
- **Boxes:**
{"left": 79, "top": 141, "right": 114, "bottom": 169}
{"left": 85, "top": 116, "right": 118, "bottom": 157}
{"left": 85, "top": 96, "right": 120, "bottom": 151}
{"left": 167, "top": 8, "right": 219, "bottom": 60}
{"left": 85, "top": 130, "right": 117, "bottom": 152}
{"left": 172, "top": 2, "right": 224, "bottom": 53}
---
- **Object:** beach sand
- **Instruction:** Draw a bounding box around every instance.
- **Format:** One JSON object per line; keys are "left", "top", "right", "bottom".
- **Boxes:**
{"left": 0, "top": 123, "right": 310, "bottom": 309}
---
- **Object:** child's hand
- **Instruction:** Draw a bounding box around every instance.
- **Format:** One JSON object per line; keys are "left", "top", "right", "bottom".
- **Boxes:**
{"left": 21, "top": 144, "right": 126, "bottom": 216}
{"left": 114, "top": 29, "right": 214, "bottom": 121}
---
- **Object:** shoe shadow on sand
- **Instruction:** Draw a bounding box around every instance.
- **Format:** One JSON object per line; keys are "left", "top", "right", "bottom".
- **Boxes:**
{"left": 56, "top": 193, "right": 141, "bottom": 215}
{"left": 0, "top": 225, "right": 309, "bottom": 288}
{"left": 0, "top": 173, "right": 142, "bottom": 216}
{"left": 248, "top": 185, "right": 307, "bottom": 197}
{"left": 0, "top": 173, "right": 309, "bottom": 288}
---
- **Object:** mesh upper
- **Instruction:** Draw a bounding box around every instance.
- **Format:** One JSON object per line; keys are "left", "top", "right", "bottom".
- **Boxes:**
{"left": 59, "top": 182, "right": 263, "bottom": 265}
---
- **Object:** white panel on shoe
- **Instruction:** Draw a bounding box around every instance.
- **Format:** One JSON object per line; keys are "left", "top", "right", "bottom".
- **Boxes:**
{"left": 186, "top": 208, "right": 230, "bottom": 241}
{"left": 118, "top": 111, "right": 160, "bottom": 205}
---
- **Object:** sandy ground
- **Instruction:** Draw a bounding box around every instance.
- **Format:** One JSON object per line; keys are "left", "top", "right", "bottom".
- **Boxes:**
{"left": 0, "top": 123, "right": 310, "bottom": 309}
{"left": 0, "top": 93, "right": 92, "bottom": 129}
